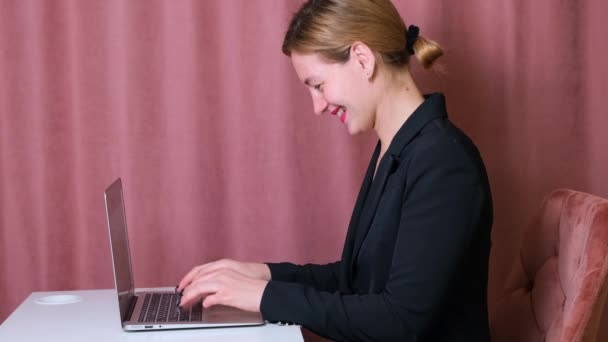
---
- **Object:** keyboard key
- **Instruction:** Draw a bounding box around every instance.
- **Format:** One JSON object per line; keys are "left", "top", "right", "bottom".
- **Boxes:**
{"left": 136, "top": 292, "right": 203, "bottom": 323}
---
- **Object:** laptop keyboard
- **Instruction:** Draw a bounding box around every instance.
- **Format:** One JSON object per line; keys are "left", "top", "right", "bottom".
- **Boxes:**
{"left": 137, "top": 293, "right": 203, "bottom": 323}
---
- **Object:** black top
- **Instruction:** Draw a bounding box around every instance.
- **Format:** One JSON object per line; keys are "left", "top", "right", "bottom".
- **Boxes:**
{"left": 261, "top": 93, "right": 493, "bottom": 342}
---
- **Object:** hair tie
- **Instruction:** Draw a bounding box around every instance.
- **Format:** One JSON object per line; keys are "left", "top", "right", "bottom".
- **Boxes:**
{"left": 406, "top": 25, "right": 419, "bottom": 55}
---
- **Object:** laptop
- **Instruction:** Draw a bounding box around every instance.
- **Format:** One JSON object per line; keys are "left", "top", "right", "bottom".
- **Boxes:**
{"left": 104, "top": 178, "right": 265, "bottom": 331}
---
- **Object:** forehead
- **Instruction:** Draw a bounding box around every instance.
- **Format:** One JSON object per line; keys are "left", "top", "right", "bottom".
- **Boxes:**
{"left": 290, "top": 52, "right": 333, "bottom": 85}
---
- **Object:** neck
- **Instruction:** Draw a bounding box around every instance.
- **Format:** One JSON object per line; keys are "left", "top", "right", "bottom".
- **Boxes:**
{"left": 373, "top": 70, "right": 424, "bottom": 154}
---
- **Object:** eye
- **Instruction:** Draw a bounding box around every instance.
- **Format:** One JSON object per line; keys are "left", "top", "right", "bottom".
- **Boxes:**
{"left": 313, "top": 83, "right": 323, "bottom": 91}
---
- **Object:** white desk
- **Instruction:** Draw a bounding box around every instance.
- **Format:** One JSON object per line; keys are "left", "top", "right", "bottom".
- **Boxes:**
{"left": 0, "top": 289, "right": 303, "bottom": 342}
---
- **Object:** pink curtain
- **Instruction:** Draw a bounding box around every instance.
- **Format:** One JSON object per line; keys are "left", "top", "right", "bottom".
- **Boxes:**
{"left": 1, "top": 0, "right": 607, "bottom": 340}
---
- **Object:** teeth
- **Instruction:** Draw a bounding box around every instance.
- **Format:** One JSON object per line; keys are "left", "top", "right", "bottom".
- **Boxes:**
{"left": 337, "top": 107, "right": 345, "bottom": 118}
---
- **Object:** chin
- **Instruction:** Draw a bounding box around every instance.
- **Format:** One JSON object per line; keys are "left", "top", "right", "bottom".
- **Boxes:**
{"left": 345, "top": 120, "right": 371, "bottom": 135}
{"left": 346, "top": 123, "right": 363, "bottom": 135}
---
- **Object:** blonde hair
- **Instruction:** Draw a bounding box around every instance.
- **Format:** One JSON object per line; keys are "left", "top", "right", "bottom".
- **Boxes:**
{"left": 282, "top": 0, "right": 443, "bottom": 69}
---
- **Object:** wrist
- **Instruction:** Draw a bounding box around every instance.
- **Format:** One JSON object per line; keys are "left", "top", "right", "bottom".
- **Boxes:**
{"left": 260, "top": 263, "right": 271, "bottom": 281}
{"left": 245, "top": 262, "right": 271, "bottom": 281}
{"left": 255, "top": 263, "right": 271, "bottom": 281}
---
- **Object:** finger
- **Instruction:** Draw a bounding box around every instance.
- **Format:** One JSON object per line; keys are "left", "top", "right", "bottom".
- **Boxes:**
{"left": 177, "top": 265, "right": 204, "bottom": 292}
{"left": 202, "top": 294, "right": 221, "bottom": 308}
{"left": 178, "top": 261, "right": 220, "bottom": 292}
{"left": 179, "top": 289, "right": 204, "bottom": 309}
{"left": 177, "top": 259, "right": 240, "bottom": 292}
{"left": 177, "top": 259, "right": 225, "bottom": 291}
{"left": 179, "top": 279, "right": 218, "bottom": 308}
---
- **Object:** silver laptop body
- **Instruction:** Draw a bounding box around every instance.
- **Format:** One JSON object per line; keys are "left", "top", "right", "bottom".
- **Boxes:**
{"left": 104, "top": 178, "right": 265, "bottom": 331}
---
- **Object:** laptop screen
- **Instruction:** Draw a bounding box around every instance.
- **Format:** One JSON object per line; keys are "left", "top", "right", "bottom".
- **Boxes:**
{"left": 104, "top": 178, "right": 135, "bottom": 323}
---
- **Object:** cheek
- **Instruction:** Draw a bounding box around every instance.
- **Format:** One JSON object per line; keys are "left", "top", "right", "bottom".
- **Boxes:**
{"left": 325, "top": 82, "right": 353, "bottom": 106}
{"left": 347, "top": 85, "right": 370, "bottom": 114}
{"left": 323, "top": 75, "right": 370, "bottom": 113}
{"left": 346, "top": 77, "right": 369, "bottom": 104}
{"left": 319, "top": 89, "right": 338, "bottom": 107}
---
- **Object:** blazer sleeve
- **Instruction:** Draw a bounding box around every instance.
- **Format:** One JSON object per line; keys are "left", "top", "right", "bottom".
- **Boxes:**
{"left": 265, "top": 261, "right": 341, "bottom": 292}
{"left": 260, "top": 140, "right": 488, "bottom": 341}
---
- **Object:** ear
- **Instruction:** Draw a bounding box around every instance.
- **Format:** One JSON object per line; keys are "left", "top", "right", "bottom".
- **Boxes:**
{"left": 350, "top": 41, "right": 376, "bottom": 80}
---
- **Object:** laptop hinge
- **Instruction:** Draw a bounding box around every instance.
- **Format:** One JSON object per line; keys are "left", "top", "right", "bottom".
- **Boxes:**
{"left": 124, "top": 294, "right": 138, "bottom": 322}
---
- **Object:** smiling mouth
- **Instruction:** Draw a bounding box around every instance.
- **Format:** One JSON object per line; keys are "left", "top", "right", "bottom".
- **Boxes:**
{"left": 331, "top": 106, "right": 347, "bottom": 123}
{"left": 337, "top": 107, "right": 346, "bottom": 123}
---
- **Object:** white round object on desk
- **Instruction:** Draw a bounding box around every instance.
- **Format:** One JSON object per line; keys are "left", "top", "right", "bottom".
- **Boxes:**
{"left": 35, "top": 294, "right": 82, "bottom": 305}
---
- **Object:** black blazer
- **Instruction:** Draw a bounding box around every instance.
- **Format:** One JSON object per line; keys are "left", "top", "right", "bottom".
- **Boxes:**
{"left": 261, "top": 94, "right": 493, "bottom": 342}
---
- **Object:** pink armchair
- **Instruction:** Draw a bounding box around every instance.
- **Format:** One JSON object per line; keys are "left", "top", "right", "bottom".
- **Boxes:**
{"left": 491, "top": 189, "right": 608, "bottom": 341}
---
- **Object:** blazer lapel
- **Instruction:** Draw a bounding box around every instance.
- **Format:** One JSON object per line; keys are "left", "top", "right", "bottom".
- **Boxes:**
{"left": 341, "top": 93, "right": 449, "bottom": 288}
{"left": 349, "top": 153, "right": 400, "bottom": 273}
{"left": 339, "top": 142, "right": 380, "bottom": 292}
{"left": 347, "top": 93, "right": 448, "bottom": 276}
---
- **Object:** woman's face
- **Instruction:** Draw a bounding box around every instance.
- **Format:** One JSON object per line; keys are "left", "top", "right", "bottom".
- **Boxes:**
{"left": 290, "top": 50, "right": 377, "bottom": 135}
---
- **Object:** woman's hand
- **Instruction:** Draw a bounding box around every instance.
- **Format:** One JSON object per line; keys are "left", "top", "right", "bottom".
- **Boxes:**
{"left": 178, "top": 259, "right": 271, "bottom": 286}
{"left": 176, "top": 259, "right": 271, "bottom": 312}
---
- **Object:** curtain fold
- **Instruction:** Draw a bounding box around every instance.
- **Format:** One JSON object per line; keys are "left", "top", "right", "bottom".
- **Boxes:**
{"left": 2, "top": 1, "right": 607, "bottom": 340}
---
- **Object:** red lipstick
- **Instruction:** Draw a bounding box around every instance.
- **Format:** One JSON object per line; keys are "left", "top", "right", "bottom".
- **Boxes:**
{"left": 330, "top": 106, "right": 341, "bottom": 116}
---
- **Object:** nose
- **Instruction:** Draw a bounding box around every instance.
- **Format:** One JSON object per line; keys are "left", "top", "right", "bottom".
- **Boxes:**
{"left": 311, "top": 92, "right": 328, "bottom": 116}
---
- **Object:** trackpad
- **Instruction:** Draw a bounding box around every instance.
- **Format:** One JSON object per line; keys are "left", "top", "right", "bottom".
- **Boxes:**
{"left": 202, "top": 305, "right": 264, "bottom": 324}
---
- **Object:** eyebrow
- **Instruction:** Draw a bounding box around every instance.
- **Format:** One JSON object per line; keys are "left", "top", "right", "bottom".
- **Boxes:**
{"left": 304, "top": 78, "right": 312, "bottom": 86}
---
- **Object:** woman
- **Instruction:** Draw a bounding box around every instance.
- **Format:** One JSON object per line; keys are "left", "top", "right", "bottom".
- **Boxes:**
{"left": 177, "top": 0, "right": 493, "bottom": 340}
